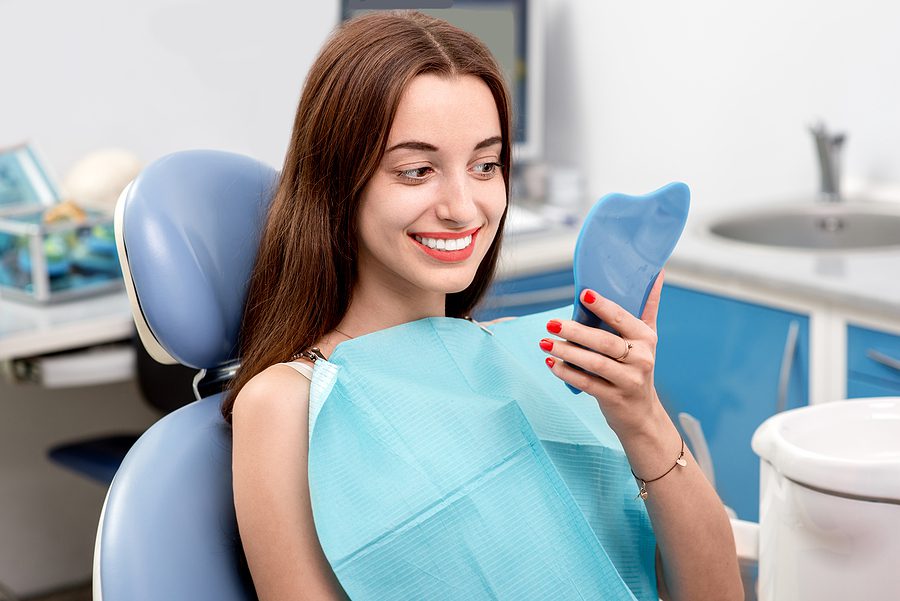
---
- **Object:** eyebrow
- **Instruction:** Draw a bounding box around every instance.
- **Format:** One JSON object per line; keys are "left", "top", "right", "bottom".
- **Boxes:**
{"left": 386, "top": 135, "right": 503, "bottom": 154}
{"left": 474, "top": 135, "right": 503, "bottom": 151}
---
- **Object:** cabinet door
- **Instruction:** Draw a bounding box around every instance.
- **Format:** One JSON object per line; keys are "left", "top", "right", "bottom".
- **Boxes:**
{"left": 473, "top": 267, "right": 574, "bottom": 321}
{"left": 847, "top": 324, "right": 900, "bottom": 398}
{"left": 655, "top": 285, "right": 810, "bottom": 522}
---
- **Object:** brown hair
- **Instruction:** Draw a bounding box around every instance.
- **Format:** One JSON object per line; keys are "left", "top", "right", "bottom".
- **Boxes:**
{"left": 222, "top": 11, "right": 513, "bottom": 421}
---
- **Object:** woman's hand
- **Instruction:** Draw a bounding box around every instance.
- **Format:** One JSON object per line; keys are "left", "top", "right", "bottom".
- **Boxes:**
{"left": 541, "top": 271, "right": 744, "bottom": 600}
{"left": 539, "top": 271, "right": 665, "bottom": 437}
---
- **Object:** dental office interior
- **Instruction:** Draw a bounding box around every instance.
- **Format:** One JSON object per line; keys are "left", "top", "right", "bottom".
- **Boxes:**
{"left": 2, "top": 0, "right": 900, "bottom": 599}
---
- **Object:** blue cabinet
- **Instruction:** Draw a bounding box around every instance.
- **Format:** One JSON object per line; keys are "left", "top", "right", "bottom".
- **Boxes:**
{"left": 655, "top": 285, "right": 810, "bottom": 522}
{"left": 847, "top": 325, "right": 900, "bottom": 398}
{"left": 474, "top": 267, "right": 574, "bottom": 321}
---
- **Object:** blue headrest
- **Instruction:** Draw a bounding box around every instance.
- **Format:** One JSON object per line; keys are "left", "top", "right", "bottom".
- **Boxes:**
{"left": 115, "top": 150, "right": 277, "bottom": 369}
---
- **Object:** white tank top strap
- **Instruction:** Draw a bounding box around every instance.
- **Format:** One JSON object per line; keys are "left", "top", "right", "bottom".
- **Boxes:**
{"left": 280, "top": 360, "right": 314, "bottom": 382}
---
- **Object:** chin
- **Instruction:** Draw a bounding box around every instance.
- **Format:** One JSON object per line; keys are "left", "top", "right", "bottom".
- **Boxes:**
{"left": 436, "top": 278, "right": 477, "bottom": 296}
{"left": 445, "top": 282, "right": 474, "bottom": 295}
{"left": 423, "top": 269, "right": 480, "bottom": 296}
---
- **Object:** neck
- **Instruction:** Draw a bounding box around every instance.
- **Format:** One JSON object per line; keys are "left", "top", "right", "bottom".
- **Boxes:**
{"left": 338, "top": 278, "right": 446, "bottom": 338}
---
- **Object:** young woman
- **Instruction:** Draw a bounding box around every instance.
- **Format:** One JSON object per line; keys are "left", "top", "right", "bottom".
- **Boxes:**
{"left": 225, "top": 11, "right": 742, "bottom": 601}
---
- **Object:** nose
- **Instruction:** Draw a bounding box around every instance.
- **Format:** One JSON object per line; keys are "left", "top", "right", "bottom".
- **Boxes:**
{"left": 435, "top": 171, "right": 478, "bottom": 225}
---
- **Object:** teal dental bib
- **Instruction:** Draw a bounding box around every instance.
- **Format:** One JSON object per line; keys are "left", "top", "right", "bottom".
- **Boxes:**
{"left": 307, "top": 307, "right": 658, "bottom": 600}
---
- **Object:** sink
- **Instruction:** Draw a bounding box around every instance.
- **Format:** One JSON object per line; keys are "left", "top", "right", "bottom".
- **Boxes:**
{"left": 708, "top": 203, "right": 900, "bottom": 250}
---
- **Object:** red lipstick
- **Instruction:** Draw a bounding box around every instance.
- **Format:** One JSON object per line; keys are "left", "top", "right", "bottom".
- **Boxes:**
{"left": 409, "top": 227, "right": 480, "bottom": 263}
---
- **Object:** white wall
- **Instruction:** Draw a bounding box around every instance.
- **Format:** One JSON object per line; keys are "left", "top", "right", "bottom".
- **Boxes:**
{"left": 543, "top": 0, "right": 900, "bottom": 211}
{"left": 5, "top": 0, "right": 899, "bottom": 212}
{"left": 1, "top": 0, "right": 336, "bottom": 176}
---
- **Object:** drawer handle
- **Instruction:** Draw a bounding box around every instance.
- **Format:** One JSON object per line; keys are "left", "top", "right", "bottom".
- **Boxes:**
{"left": 777, "top": 320, "right": 800, "bottom": 413}
{"left": 867, "top": 349, "right": 900, "bottom": 373}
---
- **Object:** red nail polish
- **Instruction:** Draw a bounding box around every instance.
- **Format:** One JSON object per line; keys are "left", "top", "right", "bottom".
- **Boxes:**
{"left": 545, "top": 357, "right": 555, "bottom": 368}
{"left": 546, "top": 320, "right": 562, "bottom": 334}
{"left": 583, "top": 290, "right": 597, "bottom": 304}
{"left": 539, "top": 338, "right": 553, "bottom": 351}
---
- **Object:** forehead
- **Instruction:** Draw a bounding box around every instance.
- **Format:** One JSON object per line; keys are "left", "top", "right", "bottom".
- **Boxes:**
{"left": 387, "top": 74, "right": 501, "bottom": 148}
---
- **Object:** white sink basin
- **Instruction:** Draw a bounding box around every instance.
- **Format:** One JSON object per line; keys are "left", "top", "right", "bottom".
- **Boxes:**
{"left": 708, "top": 202, "right": 900, "bottom": 250}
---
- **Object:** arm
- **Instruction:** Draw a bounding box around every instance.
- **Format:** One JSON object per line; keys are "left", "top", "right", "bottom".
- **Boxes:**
{"left": 232, "top": 365, "right": 349, "bottom": 601}
{"left": 540, "top": 272, "right": 743, "bottom": 601}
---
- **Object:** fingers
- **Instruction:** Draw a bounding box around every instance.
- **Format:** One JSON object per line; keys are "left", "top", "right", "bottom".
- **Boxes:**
{"left": 542, "top": 341, "right": 649, "bottom": 402}
{"left": 540, "top": 336, "right": 629, "bottom": 384}
{"left": 541, "top": 283, "right": 664, "bottom": 423}
{"left": 544, "top": 354, "right": 618, "bottom": 399}
{"left": 574, "top": 288, "right": 657, "bottom": 344}
{"left": 541, "top": 332, "right": 652, "bottom": 385}
{"left": 546, "top": 317, "right": 632, "bottom": 359}
{"left": 641, "top": 269, "right": 665, "bottom": 332}
{"left": 542, "top": 291, "right": 657, "bottom": 394}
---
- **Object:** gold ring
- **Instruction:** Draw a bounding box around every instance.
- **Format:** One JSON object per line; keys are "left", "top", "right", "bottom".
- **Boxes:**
{"left": 614, "top": 339, "right": 633, "bottom": 362}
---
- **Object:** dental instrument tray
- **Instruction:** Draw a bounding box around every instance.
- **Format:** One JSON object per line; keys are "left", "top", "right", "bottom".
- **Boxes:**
{"left": 0, "top": 203, "right": 122, "bottom": 303}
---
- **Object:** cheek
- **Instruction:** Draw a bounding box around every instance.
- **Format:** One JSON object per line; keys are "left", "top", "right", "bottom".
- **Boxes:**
{"left": 485, "top": 185, "right": 508, "bottom": 224}
{"left": 360, "top": 192, "right": 413, "bottom": 233}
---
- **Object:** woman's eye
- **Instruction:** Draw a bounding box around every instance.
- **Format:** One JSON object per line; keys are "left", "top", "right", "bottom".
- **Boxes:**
{"left": 472, "top": 162, "right": 502, "bottom": 178}
{"left": 397, "top": 166, "right": 433, "bottom": 181}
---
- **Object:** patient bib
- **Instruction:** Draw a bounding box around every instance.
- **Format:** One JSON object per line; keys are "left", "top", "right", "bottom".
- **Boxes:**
{"left": 307, "top": 307, "right": 658, "bottom": 600}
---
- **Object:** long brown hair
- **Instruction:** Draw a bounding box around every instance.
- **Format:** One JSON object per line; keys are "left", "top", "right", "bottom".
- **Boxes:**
{"left": 222, "top": 11, "right": 513, "bottom": 421}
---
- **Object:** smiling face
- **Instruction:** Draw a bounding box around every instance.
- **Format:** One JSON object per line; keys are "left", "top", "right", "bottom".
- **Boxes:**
{"left": 355, "top": 73, "right": 507, "bottom": 311}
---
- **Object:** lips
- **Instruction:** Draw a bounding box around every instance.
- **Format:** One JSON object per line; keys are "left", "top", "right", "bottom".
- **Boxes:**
{"left": 409, "top": 227, "right": 480, "bottom": 262}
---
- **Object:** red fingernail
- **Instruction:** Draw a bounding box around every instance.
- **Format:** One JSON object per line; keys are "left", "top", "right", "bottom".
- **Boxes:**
{"left": 545, "top": 357, "right": 555, "bottom": 368}
{"left": 583, "top": 290, "right": 597, "bottom": 304}
{"left": 539, "top": 338, "right": 554, "bottom": 351}
{"left": 547, "top": 320, "right": 562, "bottom": 334}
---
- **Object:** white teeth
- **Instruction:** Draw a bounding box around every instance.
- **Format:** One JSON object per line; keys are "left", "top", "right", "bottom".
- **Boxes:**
{"left": 414, "top": 234, "right": 474, "bottom": 251}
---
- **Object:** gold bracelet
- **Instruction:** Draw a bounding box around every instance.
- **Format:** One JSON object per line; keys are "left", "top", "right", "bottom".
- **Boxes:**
{"left": 631, "top": 436, "right": 687, "bottom": 500}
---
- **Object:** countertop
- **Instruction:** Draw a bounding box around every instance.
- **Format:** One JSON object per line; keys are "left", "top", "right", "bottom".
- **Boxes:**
{"left": 4, "top": 199, "right": 900, "bottom": 362}
{"left": 0, "top": 288, "right": 134, "bottom": 361}
{"left": 497, "top": 199, "right": 900, "bottom": 321}
{"left": 670, "top": 200, "right": 900, "bottom": 320}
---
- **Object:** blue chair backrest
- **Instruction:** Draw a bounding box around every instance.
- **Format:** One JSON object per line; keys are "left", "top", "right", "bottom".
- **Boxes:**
{"left": 95, "top": 150, "right": 278, "bottom": 600}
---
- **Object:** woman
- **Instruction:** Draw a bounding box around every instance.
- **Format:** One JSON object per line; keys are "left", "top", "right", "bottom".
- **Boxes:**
{"left": 225, "top": 11, "right": 742, "bottom": 601}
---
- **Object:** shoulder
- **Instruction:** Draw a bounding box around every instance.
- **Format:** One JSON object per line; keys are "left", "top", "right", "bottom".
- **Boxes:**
{"left": 231, "top": 363, "right": 313, "bottom": 431}
{"left": 231, "top": 363, "right": 348, "bottom": 599}
{"left": 231, "top": 364, "right": 312, "bottom": 485}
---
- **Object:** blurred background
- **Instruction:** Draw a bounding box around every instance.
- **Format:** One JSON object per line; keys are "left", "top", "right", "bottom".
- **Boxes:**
{"left": 4, "top": 0, "right": 900, "bottom": 211}
{"left": 2, "top": 0, "right": 900, "bottom": 599}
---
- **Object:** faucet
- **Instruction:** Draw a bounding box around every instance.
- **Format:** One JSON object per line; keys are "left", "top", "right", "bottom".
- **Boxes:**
{"left": 809, "top": 121, "right": 846, "bottom": 202}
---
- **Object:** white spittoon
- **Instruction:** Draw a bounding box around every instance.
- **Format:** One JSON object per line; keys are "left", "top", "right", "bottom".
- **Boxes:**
{"left": 752, "top": 397, "right": 900, "bottom": 601}
{"left": 61, "top": 149, "right": 143, "bottom": 213}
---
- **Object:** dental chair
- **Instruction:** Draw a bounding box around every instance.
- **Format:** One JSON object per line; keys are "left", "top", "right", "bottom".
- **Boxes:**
{"left": 93, "top": 150, "right": 277, "bottom": 600}
{"left": 95, "top": 149, "right": 758, "bottom": 600}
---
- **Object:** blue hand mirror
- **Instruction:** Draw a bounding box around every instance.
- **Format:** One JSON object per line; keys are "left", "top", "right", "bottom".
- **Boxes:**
{"left": 568, "top": 181, "right": 690, "bottom": 393}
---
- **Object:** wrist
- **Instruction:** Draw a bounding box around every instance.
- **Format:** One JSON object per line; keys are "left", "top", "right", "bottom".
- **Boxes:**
{"left": 614, "top": 403, "right": 683, "bottom": 480}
